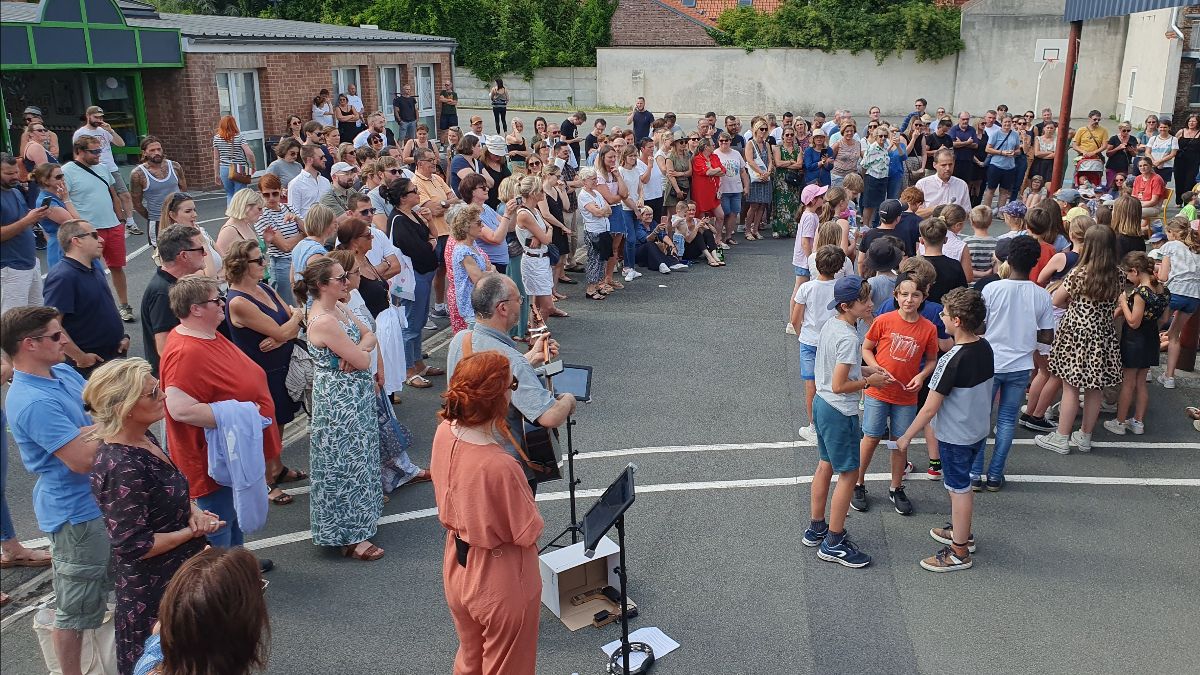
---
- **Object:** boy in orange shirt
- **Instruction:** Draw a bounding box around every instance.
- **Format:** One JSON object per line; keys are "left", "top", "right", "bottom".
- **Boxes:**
{"left": 854, "top": 273, "right": 940, "bottom": 515}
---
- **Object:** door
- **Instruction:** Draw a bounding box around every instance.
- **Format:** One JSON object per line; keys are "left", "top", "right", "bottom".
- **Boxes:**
{"left": 1123, "top": 68, "right": 1136, "bottom": 124}
{"left": 378, "top": 66, "right": 401, "bottom": 135}
{"left": 216, "top": 70, "right": 266, "bottom": 169}
{"left": 416, "top": 64, "right": 435, "bottom": 131}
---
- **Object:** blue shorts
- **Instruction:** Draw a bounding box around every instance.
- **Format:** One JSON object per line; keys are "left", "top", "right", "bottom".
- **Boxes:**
{"left": 939, "top": 439, "right": 986, "bottom": 494}
{"left": 814, "top": 396, "right": 862, "bottom": 473}
{"left": 799, "top": 342, "right": 818, "bottom": 381}
{"left": 985, "top": 164, "right": 1018, "bottom": 192}
{"left": 794, "top": 265, "right": 810, "bottom": 277}
{"left": 610, "top": 207, "right": 630, "bottom": 234}
{"left": 721, "top": 192, "right": 742, "bottom": 216}
{"left": 861, "top": 396, "right": 917, "bottom": 440}
{"left": 1169, "top": 293, "right": 1200, "bottom": 314}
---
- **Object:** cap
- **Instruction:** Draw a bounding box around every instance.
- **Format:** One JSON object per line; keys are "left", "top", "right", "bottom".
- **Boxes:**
{"left": 1054, "top": 188, "right": 1081, "bottom": 205}
{"left": 85, "top": 105, "right": 105, "bottom": 116}
{"left": 484, "top": 135, "right": 507, "bottom": 157}
{"left": 1149, "top": 231, "right": 1167, "bottom": 243}
{"left": 330, "top": 162, "right": 357, "bottom": 175}
{"left": 878, "top": 198, "right": 903, "bottom": 223}
{"left": 801, "top": 184, "right": 828, "bottom": 205}
{"left": 993, "top": 237, "right": 1013, "bottom": 262}
{"left": 23, "top": 106, "right": 43, "bottom": 116}
{"left": 997, "top": 200, "right": 1027, "bottom": 218}
{"left": 469, "top": 115, "right": 483, "bottom": 124}
{"left": 827, "top": 275, "right": 866, "bottom": 310}
{"left": 866, "top": 237, "right": 903, "bottom": 271}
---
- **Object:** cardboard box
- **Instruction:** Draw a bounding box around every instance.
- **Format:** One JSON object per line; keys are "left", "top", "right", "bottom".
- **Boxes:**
{"left": 539, "top": 536, "right": 634, "bottom": 631}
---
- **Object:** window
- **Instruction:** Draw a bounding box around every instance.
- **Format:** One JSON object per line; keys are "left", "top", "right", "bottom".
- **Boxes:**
{"left": 332, "top": 68, "right": 359, "bottom": 99}
{"left": 217, "top": 70, "right": 266, "bottom": 168}
{"left": 681, "top": 0, "right": 695, "bottom": 6}
{"left": 1191, "top": 62, "right": 1200, "bottom": 106}
{"left": 379, "top": 66, "right": 401, "bottom": 112}
{"left": 737, "top": 0, "right": 752, "bottom": 5}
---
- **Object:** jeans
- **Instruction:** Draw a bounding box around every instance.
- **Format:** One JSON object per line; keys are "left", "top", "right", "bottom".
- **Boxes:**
{"left": 401, "top": 270, "right": 434, "bottom": 365}
{"left": 971, "top": 369, "right": 1032, "bottom": 481}
{"left": 887, "top": 172, "right": 904, "bottom": 201}
{"left": 195, "top": 485, "right": 244, "bottom": 548}
{"left": 221, "top": 164, "right": 248, "bottom": 205}
{"left": 619, "top": 210, "right": 638, "bottom": 267}
{"left": 1, "top": 409, "right": 14, "bottom": 542}
{"left": 269, "top": 255, "right": 295, "bottom": 305}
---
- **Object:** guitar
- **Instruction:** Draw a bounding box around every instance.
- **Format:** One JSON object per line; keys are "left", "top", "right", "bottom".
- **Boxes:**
{"left": 519, "top": 303, "right": 562, "bottom": 483}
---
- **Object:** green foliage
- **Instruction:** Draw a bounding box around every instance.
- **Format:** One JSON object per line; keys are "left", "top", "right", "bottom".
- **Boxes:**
{"left": 151, "top": 0, "right": 615, "bottom": 81}
{"left": 710, "top": 0, "right": 964, "bottom": 63}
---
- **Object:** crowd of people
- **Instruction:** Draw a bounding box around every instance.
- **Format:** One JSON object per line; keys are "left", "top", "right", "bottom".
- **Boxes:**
{"left": 1, "top": 86, "right": 1198, "bottom": 675}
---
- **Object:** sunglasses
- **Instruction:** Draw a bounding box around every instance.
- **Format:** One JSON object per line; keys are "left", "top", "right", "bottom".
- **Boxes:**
{"left": 385, "top": 169, "right": 401, "bottom": 176}
{"left": 783, "top": 133, "right": 795, "bottom": 137}
{"left": 85, "top": 148, "right": 103, "bottom": 155}
{"left": 72, "top": 231, "right": 100, "bottom": 241}
{"left": 25, "top": 330, "right": 65, "bottom": 344}
{"left": 248, "top": 256, "right": 265, "bottom": 265}
{"left": 196, "top": 294, "right": 227, "bottom": 307}
{"left": 261, "top": 190, "right": 281, "bottom": 198}
{"left": 51, "top": 173, "right": 64, "bottom": 180}
{"left": 182, "top": 246, "right": 207, "bottom": 255}
{"left": 720, "top": 138, "right": 731, "bottom": 142}
{"left": 357, "top": 208, "right": 377, "bottom": 216}
{"left": 142, "top": 384, "right": 162, "bottom": 400}
{"left": 332, "top": 272, "right": 351, "bottom": 283}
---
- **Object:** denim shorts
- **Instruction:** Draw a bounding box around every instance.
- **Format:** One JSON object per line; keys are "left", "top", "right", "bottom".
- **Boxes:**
{"left": 985, "top": 164, "right": 1018, "bottom": 192}
{"left": 794, "top": 265, "right": 810, "bottom": 277}
{"left": 721, "top": 192, "right": 743, "bottom": 216}
{"left": 939, "top": 439, "right": 986, "bottom": 494}
{"left": 862, "top": 396, "right": 917, "bottom": 439}
{"left": 1169, "top": 293, "right": 1200, "bottom": 314}
{"left": 799, "top": 342, "right": 818, "bottom": 381}
{"left": 814, "top": 396, "right": 862, "bottom": 473}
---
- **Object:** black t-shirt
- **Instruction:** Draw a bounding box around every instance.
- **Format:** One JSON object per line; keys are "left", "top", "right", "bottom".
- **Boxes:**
{"left": 140, "top": 267, "right": 179, "bottom": 376}
{"left": 973, "top": 273, "right": 1000, "bottom": 294}
{"left": 631, "top": 109, "right": 654, "bottom": 142}
{"left": 584, "top": 133, "right": 601, "bottom": 159}
{"left": 1105, "top": 135, "right": 1137, "bottom": 172}
{"left": 859, "top": 224, "right": 916, "bottom": 259}
{"left": 927, "top": 132, "right": 954, "bottom": 169}
{"left": 894, "top": 212, "right": 923, "bottom": 256}
{"left": 560, "top": 119, "right": 580, "bottom": 160}
{"left": 390, "top": 211, "right": 439, "bottom": 274}
{"left": 922, "top": 254, "right": 968, "bottom": 304}
{"left": 394, "top": 95, "right": 418, "bottom": 122}
{"left": 1115, "top": 233, "right": 1146, "bottom": 260}
{"left": 728, "top": 134, "right": 746, "bottom": 152}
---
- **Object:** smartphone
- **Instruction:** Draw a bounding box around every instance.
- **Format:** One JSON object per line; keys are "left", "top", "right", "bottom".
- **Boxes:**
{"left": 41, "top": 195, "right": 52, "bottom": 209}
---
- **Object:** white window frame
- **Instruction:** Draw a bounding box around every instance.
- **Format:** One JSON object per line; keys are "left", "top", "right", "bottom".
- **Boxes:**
{"left": 379, "top": 66, "right": 402, "bottom": 113}
{"left": 332, "top": 68, "right": 359, "bottom": 100}
{"left": 416, "top": 64, "right": 436, "bottom": 130}
{"left": 216, "top": 69, "right": 266, "bottom": 169}
{"left": 1191, "top": 62, "right": 1200, "bottom": 106}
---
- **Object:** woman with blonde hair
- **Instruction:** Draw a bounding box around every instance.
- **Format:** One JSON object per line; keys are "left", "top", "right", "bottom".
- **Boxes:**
{"left": 432, "top": 351, "right": 544, "bottom": 675}
{"left": 159, "top": 192, "right": 220, "bottom": 277}
{"left": 290, "top": 203, "right": 337, "bottom": 282}
{"left": 85, "top": 357, "right": 220, "bottom": 675}
{"left": 446, "top": 204, "right": 495, "bottom": 332}
{"left": 215, "top": 188, "right": 266, "bottom": 259}
{"left": 514, "top": 174, "right": 565, "bottom": 322}
{"left": 212, "top": 115, "right": 254, "bottom": 204}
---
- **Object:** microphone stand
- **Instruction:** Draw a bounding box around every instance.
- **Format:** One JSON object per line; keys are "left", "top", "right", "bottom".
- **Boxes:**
{"left": 539, "top": 408, "right": 581, "bottom": 551}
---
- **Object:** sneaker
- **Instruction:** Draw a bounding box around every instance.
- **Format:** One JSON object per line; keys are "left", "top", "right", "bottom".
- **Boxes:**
{"left": 623, "top": 268, "right": 636, "bottom": 282}
{"left": 1128, "top": 419, "right": 1145, "bottom": 435}
{"left": 1070, "top": 430, "right": 1092, "bottom": 453}
{"left": 118, "top": 304, "right": 135, "bottom": 322}
{"left": 1146, "top": 370, "right": 1153, "bottom": 382}
{"left": 797, "top": 425, "right": 817, "bottom": 442}
{"left": 971, "top": 478, "right": 984, "bottom": 492}
{"left": 1157, "top": 374, "right": 1176, "bottom": 389}
{"left": 920, "top": 545, "right": 973, "bottom": 572}
{"left": 785, "top": 322, "right": 797, "bottom": 335}
{"left": 888, "top": 486, "right": 913, "bottom": 515}
{"left": 126, "top": 221, "right": 143, "bottom": 236}
{"left": 1103, "top": 419, "right": 1128, "bottom": 435}
{"left": 926, "top": 464, "right": 942, "bottom": 480}
{"left": 1035, "top": 431, "right": 1070, "bottom": 454}
{"left": 429, "top": 305, "right": 449, "bottom": 319}
{"left": 801, "top": 521, "right": 828, "bottom": 547}
{"left": 631, "top": 269, "right": 643, "bottom": 278}
{"left": 985, "top": 476, "right": 1005, "bottom": 492}
{"left": 930, "top": 524, "right": 977, "bottom": 552}
{"left": 718, "top": 242, "right": 731, "bottom": 250}
{"left": 658, "top": 263, "right": 671, "bottom": 274}
{"left": 850, "top": 484, "right": 869, "bottom": 512}
{"left": 904, "top": 461, "right": 914, "bottom": 476}
{"left": 424, "top": 319, "right": 437, "bottom": 330}
{"left": 669, "top": 263, "right": 689, "bottom": 270}
{"left": 817, "top": 533, "right": 872, "bottom": 568}
{"left": 1020, "top": 413, "right": 1056, "bottom": 432}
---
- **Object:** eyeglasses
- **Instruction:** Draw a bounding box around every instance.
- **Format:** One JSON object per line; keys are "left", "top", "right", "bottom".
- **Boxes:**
{"left": 510, "top": 375, "right": 520, "bottom": 391}
{"left": 72, "top": 231, "right": 100, "bottom": 241}
{"left": 332, "top": 272, "right": 351, "bottom": 283}
{"left": 182, "top": 246, "right": 207, "bottom": 255}
{"left": 25, "top": 331, "right": 65, "bottom": 343}
{"left": 248, "top": 256, "right": 265, "bottom": 265}
{"left": 142, "top": 384, "right": 162, "bottom": 400}
{"left": 196, "top": 294, "right": 227, "bottom": 307}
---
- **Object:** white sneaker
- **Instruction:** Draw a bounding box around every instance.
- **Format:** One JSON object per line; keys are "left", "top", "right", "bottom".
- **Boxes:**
{"left": 669, "top": 263, "right": 689, "bottom": 270}
{"left": 1103, "top": 419, "right": 1127, "bottom": 435}
{"left": 623, "top": 268, "right": 636, "bottom": 282}
{"left": 785, "top": 322, "right": 797, "bottom": 335}
{"left": 1128, "top": 419, "right": 1145, "bottom": 435}
{"left": 631, "top": 269, "right": 643, "bottom": 278}
{"left": 1035, "top": 431, "right": 1070, "bottom": 455}
{"left": 1070, "top": 431, "right": 1092, "bottom": 452}
{"left": 1158, "top": 374, "right": 1176, "bottom": 389}
{"left": 424, "top": 320, "right": 437, "bottom": 330}
{"left": 798, "top": 425, "right": 817, "bottom": 442}
{"left": 658, "top": 263, "right": 671, "bottom": 274}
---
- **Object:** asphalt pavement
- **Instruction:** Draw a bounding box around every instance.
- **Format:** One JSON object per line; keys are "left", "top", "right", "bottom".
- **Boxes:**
{"left": 2, "top": 195, "right": 1199, "bottom": 674}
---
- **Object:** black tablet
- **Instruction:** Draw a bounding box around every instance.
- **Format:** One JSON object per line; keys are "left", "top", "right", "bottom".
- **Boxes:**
{"left": 551, "top": 364, "right": 593, "bottom": 402}
{"left": 583, "top": 464, "right": 636, "bottom": 556}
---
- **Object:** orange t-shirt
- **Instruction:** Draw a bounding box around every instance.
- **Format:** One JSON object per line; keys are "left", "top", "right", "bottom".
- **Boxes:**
{"left": 1031, "top": 240, "right": 1056, "bottom": 287}
{"left": 865, "top": 310, "right": 939, "bottom": 406}
{"left": 160, "top": 331, "right": 282, "bottom": 498}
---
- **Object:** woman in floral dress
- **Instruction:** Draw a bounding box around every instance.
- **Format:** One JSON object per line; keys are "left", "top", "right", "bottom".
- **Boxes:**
{"left": 771, "top": 126, "right": 805, "bottom": 238}
{"left": 295, "top": 257, "right": 385, "bottom": 561}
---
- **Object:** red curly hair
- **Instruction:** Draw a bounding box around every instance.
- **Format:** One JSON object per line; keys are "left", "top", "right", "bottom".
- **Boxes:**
{"left": 440, "top": 351, "right": 512, "bottom": 428}
{"left": 216, "top": 115, "right": 240, "bottom": 142}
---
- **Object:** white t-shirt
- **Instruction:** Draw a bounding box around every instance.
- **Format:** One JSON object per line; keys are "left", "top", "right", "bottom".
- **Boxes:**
{"left": 638, "top": 159, "right": 664, "bottom": 201}
{"left": 618, "top": 165, "right": 644, "bottom": 211}
{"left": 815, "top": 318, "right": 863, "bottom": 416}
{"left": 982, "top": 279, "right": 1055, "bottom": 373}
{"left": 72, "top": 126, "right": 118, "bottom": 173}
{"left": 715, "top": 148, "right": 744, "bottom": 194}
{"left": 346, "top": 94, "right": 365, "bottom": 114}
{"left": 793, "top": 211, "right": 820, "bottom": 269}
{"left": 577, "top": 188, "right": 610, "bottom": 234}
{"left": 1145, "top": 135, "right": 1179, "bottom": 169}
{"left": 1161, "top": 239, "right": 1200, "bottom": 300}
{"left": 366, "top": 226, "right": 400, "bottom": 268}
{"left": 793, "top": 278, "right": 837, "bottom": 346}
{"left": 353, "top": 129, "right": 392, "bottom": 149}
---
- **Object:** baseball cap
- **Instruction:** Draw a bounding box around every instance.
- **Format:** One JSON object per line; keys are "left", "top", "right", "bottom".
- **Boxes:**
{"left": 330, "top": 162, "right": 357, "bottom": 175}
{"left": 878, "top": 198, "right": 903, "bottom": 223}
{"left": 993, "top": 237, "right": 1013, "bottom": 263}
{"left": 801, "top": 184, "right": 828, "bottom": 205}
{"left": 23, "top": 106, "right": 43, "bottom": 116}
{"left": 997, "top": 200, "right": 1027, "bottom": 218}
{"left": 1054, "top": 188, "right": 1081, "bottom": 205}
{"left": 85, "top": 105, "right": 105, "bottom": 116}
{"left": 828, "top": 275, "right": 866, "bottom": 310}
{"left": 1149, "top": 231, "right": 1167, "bottom": 244}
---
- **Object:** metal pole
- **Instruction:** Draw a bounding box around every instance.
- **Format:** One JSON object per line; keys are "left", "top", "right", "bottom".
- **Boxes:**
{"left": 1050, "top": 21, "right": 1082, "bottom": 193}
{"left": 617, "top": 516, "right": 630, "bottom": 675}
{"left": 566, "top": 416, "right": 578, "bottom": 544}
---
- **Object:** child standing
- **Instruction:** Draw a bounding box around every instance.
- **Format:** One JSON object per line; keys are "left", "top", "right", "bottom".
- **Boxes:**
{"left": 791, "top": 246, "right": 845, "bottom": 442}
{"left": 802, "top": 276, "right": 893, "bottom": 567}
{"left": 789, "top": 184, "right": 829, "bottom": 334}
{"left": 864, "top": 238, "right": 904, "bottom": 309}
{"left": 897, "top": 287, "right": 994, "bottom": 572}
{"left": 1105, "top": 251, "right": 1171, "bottom": 434}
{"left": 995, "top": 200, "right": 1028, "bottom": 240}
{"left": 1035, "top": 224, "right": 1123, "bottom": 453}
{"left": 855, "top": 273, "right": 940, "bottom": 515}
{"left": 963, "top": 205, "right": 997, "bottom": 279}
{"left": 1157, "top": 218, "right": 1200, "bottom": 388}
{"left": 918, "top": 217, "right": 968, "bottom": 303}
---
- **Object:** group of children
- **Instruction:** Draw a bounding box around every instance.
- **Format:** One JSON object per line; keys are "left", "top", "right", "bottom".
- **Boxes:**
{"left": 789, "top": 181, "right": 1200, "bottom": 573}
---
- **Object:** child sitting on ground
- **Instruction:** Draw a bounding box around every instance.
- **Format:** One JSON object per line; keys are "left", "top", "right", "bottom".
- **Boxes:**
{"left": 1022, "top": 174, "right": 1048, "bottom": 208}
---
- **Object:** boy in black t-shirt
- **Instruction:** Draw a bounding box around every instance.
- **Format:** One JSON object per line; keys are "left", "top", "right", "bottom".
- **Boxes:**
{"left": 917, "top": 216, "right": 967, "bottom": 303}
{"left": 898, "top": 287, "right": 994, "bottom": 572}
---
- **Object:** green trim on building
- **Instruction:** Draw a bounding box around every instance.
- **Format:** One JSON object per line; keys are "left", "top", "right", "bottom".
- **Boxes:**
{"left": 1, "top": 0, "right": 183, "bottom": 71}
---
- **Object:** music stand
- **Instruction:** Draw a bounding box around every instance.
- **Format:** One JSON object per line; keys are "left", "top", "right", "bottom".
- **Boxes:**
{"left": 583, "top": 464, "right": 652, "bottom": 675}
{"left": 540, "top": 364, "right": 592, "bottom": 552}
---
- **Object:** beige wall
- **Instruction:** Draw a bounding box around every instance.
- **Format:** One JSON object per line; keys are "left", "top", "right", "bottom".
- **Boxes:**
{"left": 452, "top": 67, "right": 597, "bottom": 110}
{"left": 1117, "top": 8, "right": 1185, "bottom": 124}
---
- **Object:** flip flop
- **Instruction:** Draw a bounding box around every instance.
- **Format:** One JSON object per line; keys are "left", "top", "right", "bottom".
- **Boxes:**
{"left": 0, "top": 551, "right": 51, "bottom": 569}
{"left": 1187, "top": 407, "right": 1200, "bottom": 420}
{"left": 273, "top": 466, "right": 308, "bottom": 484}
{"left": 405, "top": 374, "right": 433, "bottom": 389}
{"left": 268, "top": 489, "right": 293, "bottom": 506}
{"left": 343, "top": 543, "right": 385, "bottom": 561}
{"left": 407, "top": 469, "right": 432, "bottom": 484}
{"left": 421, "top": 366, "right": 446, "bottom": 377}
{"left": 558, "top": 277, "right": 578, "bottom": 285}
{"left": 549, "top": 310, "right": 570, "bottom": 318}
{"left": 587, "top": 291, "right": 607, "bottom": 300}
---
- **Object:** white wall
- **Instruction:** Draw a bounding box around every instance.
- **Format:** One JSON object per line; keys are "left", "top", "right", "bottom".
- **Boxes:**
{"left": 1116, "top": 8, "right": 1184, "bottom": 124}
{"left": 596, "top": 48, "right": 957, "bottom": 118}
{"left": 452, "top": 67, "right": 597, "bottom": 109}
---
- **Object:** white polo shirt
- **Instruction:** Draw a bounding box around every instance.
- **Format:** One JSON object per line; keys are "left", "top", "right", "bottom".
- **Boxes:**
{"left": 287, "top": 170, "right": 332, "bottom": 218}
{"left": 915, "top": 174, "right": 971, "bottom": 211}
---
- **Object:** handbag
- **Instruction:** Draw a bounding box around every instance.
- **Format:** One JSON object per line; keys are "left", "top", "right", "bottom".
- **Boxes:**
{"left": 784, "top": 170, "right": 804, "bottom": 188}
{"left": 34, "top": 604, "right": 118, "bottom": 675}
{"left": 230, "top": 163, "right": 253, "bottom": 185}
{"left": 285, "top": 338, "right": 314, "bottom": 414}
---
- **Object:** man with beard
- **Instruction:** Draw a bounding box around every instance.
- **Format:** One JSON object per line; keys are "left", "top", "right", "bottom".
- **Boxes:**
{"left": 129, "top": 136, "right": 186, "bottom": 248}
{"left": 1, "top": 153, "right": 50, "bottom": 314}
{"left": 287, "top": 144, "right": 331, "bottom": 218}
{"left": 368, "top": 155, "right": 410, "bottom": 231}
{"left": 353, "top": 111, "right": 397, "bottom": 149}
{"left": 72, "top": 106, "right": 138, "bottom": 236}
{"left": 318, "top": 162, "right": 360, "bottom": 214}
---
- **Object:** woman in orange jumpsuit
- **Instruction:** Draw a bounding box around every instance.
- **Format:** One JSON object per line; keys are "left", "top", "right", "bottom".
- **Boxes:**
{"left": 431, "top": 350, "right": 545, "bottom": 675}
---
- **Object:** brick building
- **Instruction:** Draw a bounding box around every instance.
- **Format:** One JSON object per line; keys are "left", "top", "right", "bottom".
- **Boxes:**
{"left": 2, "top": 0, "right": 455, "bottom": 188}
{"left": 1173, "top": 6, "right": 1200, "bottom": 123}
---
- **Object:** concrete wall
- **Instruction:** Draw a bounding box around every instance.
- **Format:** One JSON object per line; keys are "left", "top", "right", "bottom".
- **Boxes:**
{"left": 1117, "top": 8, "right": 1186, "bottom": 124}
{"left": 596, "top": 48, "right": 958, "bottom": 117}
{"left": 953, "top": 0, "right": 1126, "bottom": 118}
{"left": 451, "top": 67, "right": 596, "bottom": 109}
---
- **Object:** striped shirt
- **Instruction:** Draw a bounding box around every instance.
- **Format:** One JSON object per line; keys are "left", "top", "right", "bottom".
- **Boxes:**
{"left": 255, "top": 204, "right": 300, "bottom": 258}
{"left": 212, "top": 134, "right": 248, "bottom": 166}
{"left": 962, "top": 234, "right": 997, "bottom": 274}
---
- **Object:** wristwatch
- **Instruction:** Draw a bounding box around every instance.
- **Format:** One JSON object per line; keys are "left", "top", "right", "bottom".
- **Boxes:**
{"left": 439, "top": 200, "right": 448, "bottom": 209}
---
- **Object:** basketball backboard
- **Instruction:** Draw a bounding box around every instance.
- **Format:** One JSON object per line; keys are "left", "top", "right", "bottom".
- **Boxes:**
{"left": 1034, "top": 38, "right": 1068, "bottom": 63}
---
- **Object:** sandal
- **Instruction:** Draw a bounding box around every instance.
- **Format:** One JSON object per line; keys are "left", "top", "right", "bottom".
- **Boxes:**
{"left": 587, "top": 291, "right": 607, "bottom": 300}
{"left": 558, "top": 276, "right": 578, "bottom": 285}
{"left": 597, "top": 285, "right": 613, "bottom": 295}
{"left": 408, "top": 469, "right": 432, "bottom": 484}
{"left": 404, "top": 374, "right": 433, "bottom": 389}
{"left": 608, "top": 280, "right": 625, "bottom": 289}
{"left": 268, "top": 488, "right": 293, "bottom": 506}
{"left": 549, "top": 309, "right": 570, "bottom": 318}
{"left": 708, "top": 260, "right": 722, "bottom": 267}
{"left": 1187, "top": 407, "right": 1200, "bottom": 420}
{"left": 0, "top": 549, "right": 51, "bottom": 569}
{"left": 553, "top": 292, "right": 568, "bottom": 301}
{"left": 273, "top": 466, "right": 308, "bottom": 485}
{"left": 421, "top": 366, "right": 446, "bottom": 377}
{"left": 342, "top": 542, "right": 385, "bottom": 561}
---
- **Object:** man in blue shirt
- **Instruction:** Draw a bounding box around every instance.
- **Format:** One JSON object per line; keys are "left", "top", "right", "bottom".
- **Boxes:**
{"left": 1, "top": 153, "right": 50, "bottom": 315}
{"left": 949, "top": 112, "right": 979, "bottom": 183}
{"left": 2, "top": 305, "right": 108, "bottom": 675}
{"left": 626, "top": 97, "right": 654, "bottom": 144}
{"left": 983, "top": 115, "right": 1021, "bottom": 211}
{"left": 900, "top": 98, "right": 928, "bottom": 134}
{"left": 42, "top": 219, "right": 129, "bottom": 376}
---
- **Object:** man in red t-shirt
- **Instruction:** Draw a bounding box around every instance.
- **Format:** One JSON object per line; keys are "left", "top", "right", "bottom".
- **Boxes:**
{"left": 855, "top": 273, "right": 939, "bottom": 516}
{"left": 1132, "top": 156, "right": 1166, "bottom": 220}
